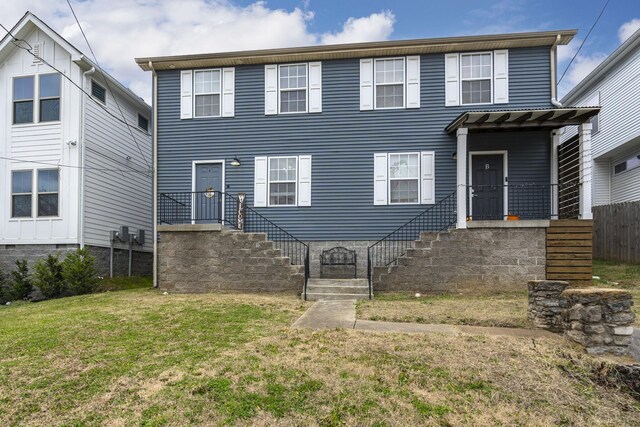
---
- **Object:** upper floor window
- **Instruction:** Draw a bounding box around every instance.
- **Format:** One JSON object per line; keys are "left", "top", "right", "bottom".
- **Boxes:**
{"left": 138, "top": 114, "right": 149, "bottom": 131}
{"left": 37, "top": 169, "right": 59, "bottom": 217}
{"left": 11, "top": 170, "right": 33, "bottom": 218}
{"left": 375, "top": 58, "right": 405, "bottom": 109}
{"left": 39, "top": 74, "right": 61, "bottom": 122}
{"left": 460, "top": 53, "right": 492, "bottom": 105}
{"left": 279, "top": 64, "right": 307, "bottom": 113}
{"left": 91, "top": 80, "right": 106, "bottom": 104}
{"left": 194, "top": 69, "right": 221, "bottom": 117}
{"left": 13, "top": 76, "right": 35, "bottom": 124}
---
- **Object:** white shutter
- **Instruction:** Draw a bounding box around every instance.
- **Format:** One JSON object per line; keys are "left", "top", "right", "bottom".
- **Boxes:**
{"left": 406, "top": 56, "right": 420, "bottom": 109}
{"left": 420, "top": 151, "right": 435, "bottom": 204}
{"left": 308, "top": 62, "right": 322, "bottom": 113}
{"left": 493, "top": 50, "right": 509, "bottom": 104}
{"left": 180, "top": 70, "right": 193, "bottom": 119}
{"left": 360, "top": 58, "right": 374, "bottom": 111}
{"left": 444, "top": 54, "right": 460, "bottom": 107}
{"left": 298, "top": 155, "right": 312, "bottom": 206}
{"left": 265, "top": 65, "right": 278, "bottom": 115}
{"left": 374, "top": 153, "right": 388, "bottom": 205}
{"left": 222, "top": 67, "right": 235, "bottom": 117}
{"left": 254, "top": 157, "right": 268, "bottom": 207}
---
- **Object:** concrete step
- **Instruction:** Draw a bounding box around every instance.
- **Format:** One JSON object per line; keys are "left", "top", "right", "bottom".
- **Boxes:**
{"left": 303, "top": 292, "right": 371, "bottom": 301}
{"left": 307, "top": 285, "right": 369, "bottom": 294}
{"left": 307, "top": 278, "right": 368, "bottom": 287}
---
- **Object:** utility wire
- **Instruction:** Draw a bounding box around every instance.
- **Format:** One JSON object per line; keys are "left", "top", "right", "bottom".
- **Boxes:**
{"left": 65, "top": 0, "right": 151, "bottom": 171}
{"left": 0, "top": 155, "right": 150, "bottom": 177}
{"left": 0, "top": 22, "right": 152, "bottom": 140}
{"left": 557, "top": 0, "right": 610, "bottom": 86}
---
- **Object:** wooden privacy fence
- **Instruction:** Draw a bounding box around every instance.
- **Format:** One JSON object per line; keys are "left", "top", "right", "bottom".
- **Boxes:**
{"left": 546, "top": 219, "right": 593, "bottom": 287}
{"left": 593, "top": 201, "right": 640, "bottom": 264}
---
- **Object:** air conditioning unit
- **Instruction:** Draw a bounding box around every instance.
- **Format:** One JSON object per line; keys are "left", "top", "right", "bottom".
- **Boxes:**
{"left": 134, "top": 230, "right": 145, "bottom": 245}
{"left": 118, "top": 226, "right": 129, "bottom": 243}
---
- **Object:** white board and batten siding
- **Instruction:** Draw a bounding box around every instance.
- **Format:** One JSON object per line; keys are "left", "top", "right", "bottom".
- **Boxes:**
{"left": 0, "top": 27, "right": 81, "bottom": 244}
{"left": 82, "top": 73, "right": 153, "bottom": 252}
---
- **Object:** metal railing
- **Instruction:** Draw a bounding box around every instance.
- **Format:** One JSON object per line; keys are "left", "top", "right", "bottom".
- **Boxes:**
{"left": 367, "top": 191, "right": 457, "bottom": 296}
{"left": 159, "top": 191, "right": 310, "bottom": 298}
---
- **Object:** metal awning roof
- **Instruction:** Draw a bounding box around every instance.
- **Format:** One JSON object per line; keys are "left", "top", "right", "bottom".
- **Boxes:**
{"left": 445, "top": 107, "right": 600, "bottom": 134}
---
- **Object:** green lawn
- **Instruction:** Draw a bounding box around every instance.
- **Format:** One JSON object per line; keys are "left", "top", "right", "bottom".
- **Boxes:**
{"left": 1, "top": 288, "right": 639, "bottom": 425}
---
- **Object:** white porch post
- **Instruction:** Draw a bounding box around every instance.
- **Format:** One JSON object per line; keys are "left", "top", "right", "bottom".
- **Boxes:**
{"left": 456, "top": 128, "right": 468, "bottom": 229}
{"left": 579, "top": 122, "right": 593, "bottom": 220}
{"left": 550, "top": 130, "right": 560, "bottom": 219}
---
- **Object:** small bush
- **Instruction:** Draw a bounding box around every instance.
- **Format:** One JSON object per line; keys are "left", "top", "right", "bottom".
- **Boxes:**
{"left": 33, "top": 254, "right": 65, "bottom": 299}
{"left": 0, "top": 266, "right": 8, "bottom": 304}
{"left": 62, "top": 248, "right": 99, "bottom": 295}
{"left": 9, "top": 260, "right": 32, "bottom": 301}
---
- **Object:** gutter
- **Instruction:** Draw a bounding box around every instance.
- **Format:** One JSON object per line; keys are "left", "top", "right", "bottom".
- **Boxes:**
{"left": 79, "top": 66, "right": 96, "bottom": 249}
{"left": 550, "top": 34, "right": 562, "bottom": 105}
{"left": 149, "top": 61, "right": 159, "bottom": 288}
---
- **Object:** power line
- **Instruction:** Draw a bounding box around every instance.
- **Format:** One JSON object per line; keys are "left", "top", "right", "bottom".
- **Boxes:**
{"left": 65, "top": 0, "right": 151, "bottom": 171}
{"left": 0, "top": 155, "right": 151, "bottom": 177}
{"left": 0, "top": 21, "right": 153, "bottom": 140}
{"left": 557, "top": 0, "right": 610, "bottom": 86}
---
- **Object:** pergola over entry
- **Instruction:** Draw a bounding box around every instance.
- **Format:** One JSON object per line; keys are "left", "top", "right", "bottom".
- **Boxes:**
{"left": 446, "top": 107, "right": 600, "bottom": 229}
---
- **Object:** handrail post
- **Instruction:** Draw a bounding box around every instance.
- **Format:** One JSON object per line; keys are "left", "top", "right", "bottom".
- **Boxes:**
{"left": 236, "top": 192, "right": 246, "bottom": 230}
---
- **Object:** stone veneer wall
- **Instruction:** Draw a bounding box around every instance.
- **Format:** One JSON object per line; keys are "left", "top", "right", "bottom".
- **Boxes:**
{"left": 158, "top": 225, "right": 305, "bottom": 293}
{"left": 0, "top": 244, "right": 151, "bottom": 277}
{"left": 374, "top": 227, "right": 546, "bottom": 293}
{"left": 527, "top": 280, "right": 569, "bottom": 332}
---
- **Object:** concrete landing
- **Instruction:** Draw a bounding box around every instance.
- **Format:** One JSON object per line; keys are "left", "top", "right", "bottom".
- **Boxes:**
{"left": 292, "top": 300, "right": 356, "bottom": 329}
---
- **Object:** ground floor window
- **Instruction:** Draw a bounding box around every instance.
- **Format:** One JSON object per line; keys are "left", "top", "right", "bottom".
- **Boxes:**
{"left": 389, "top": 153, "right": 420, "bottom": 204}
{"left": 11, "top": 170, "right": 33, "bottom": 217}
{"left": 37, "top": 169, "right": 59, "bottom": 217}
{"left": 268, "top": 156, "right": 297, "bottom": 206}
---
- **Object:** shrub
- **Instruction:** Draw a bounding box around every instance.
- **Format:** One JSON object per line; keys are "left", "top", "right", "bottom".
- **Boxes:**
{"left": 33, "top": 254, "right": 65, "bottom": 299}
{"left": 9, "top": 260, "right": 33, "bottom": 301}
{"left": 0, "top": 266, "right": 8, "bottom": 304}
{"left": 62, "top": 248, "right": 99, "bottom": 295}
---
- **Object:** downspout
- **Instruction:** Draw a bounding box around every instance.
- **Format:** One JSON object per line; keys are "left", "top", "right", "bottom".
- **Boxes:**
{"left": 79, "top": 66, "right": 96, "bottom": 249}
{"left": 550, "top": 34, "right": 563, "bottom": 107}
{"left": 149, "top": 61, "right": 159, "bottom": 288}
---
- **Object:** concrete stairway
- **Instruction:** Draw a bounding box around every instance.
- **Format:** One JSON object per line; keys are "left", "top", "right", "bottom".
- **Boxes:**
{"left": 303, "top": 278, "right": 370, "bottom": 301}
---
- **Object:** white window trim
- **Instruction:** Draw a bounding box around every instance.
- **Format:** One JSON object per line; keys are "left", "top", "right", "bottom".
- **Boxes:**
{"left": 11, "top": 169, "right": 33, "bottom": 218}
{"left": 91, "top": 79, "right": 107, "bottom": 105}
{"left": 374, "top": 57, "right": 406, "bottom": 110}
{"left": 459, "top": 51, "right": 493, "bottom": 106}
{"left": 191, "top": 160, "right": 226, "bottom": 224}
{"left": 468, "top": 151, "right": 508, "bottom": 220}
{"left": 38, "top": 73, "right": 61, "bottom": 123}
{"left": 387, "top": 152, "right": 420, "bottom": 205}
{"left": 193, "top": 69, "right": 222, "bottom": 118}
{"left": 267, "top": 156, "right": 299, "bottom": 206}
{"left": 36, "top": 169, "right": 60, "bottom": 218}
{"left": 278, "top": 63, "right": 309, "bottom": 115}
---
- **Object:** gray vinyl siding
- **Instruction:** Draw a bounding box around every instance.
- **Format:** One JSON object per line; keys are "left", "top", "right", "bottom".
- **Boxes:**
{"left": 83, "top": 75, "right": 153, "bottom": 251}
{"left": 157, "top": 47, "right": 553, "bottom": 240}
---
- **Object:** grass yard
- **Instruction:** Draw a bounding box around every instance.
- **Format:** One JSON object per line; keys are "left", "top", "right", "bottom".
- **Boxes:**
{"left": 1, "top": 288, "right": 639, "bottom": 425}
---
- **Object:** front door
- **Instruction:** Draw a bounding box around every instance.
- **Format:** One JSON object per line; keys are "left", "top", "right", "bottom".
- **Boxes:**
{"left": 194, "top": 163, "right": 223, "bottom": 223}
{"left": 471, "top": 154, "right": 504, "bottom": 220}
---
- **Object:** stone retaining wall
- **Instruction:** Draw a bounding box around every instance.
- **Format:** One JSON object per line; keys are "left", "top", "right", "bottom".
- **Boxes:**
{"left": 158, "top": 225, "right": 304, "bottom": 293}
{"left": 527, "top": 280, "right": 569, "bottom": 332}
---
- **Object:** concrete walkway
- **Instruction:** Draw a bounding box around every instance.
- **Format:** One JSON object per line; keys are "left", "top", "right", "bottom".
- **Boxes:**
{"left": 292, "top": 300, "right": 560, "bottom": 339}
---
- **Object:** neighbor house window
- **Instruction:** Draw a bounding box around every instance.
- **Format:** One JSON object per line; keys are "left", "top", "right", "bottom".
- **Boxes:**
{"left": 37, "top": 169, "right": 59, "bottom": 217}
{"left": 389, "top": 153, "right": 419, "bottom": 204}
{"left": 460, "top": 53, "right": 492, "bottom": 104}
{"left": 279, "top": 64, "right": 307, "bottom": 113}
{"left": 138, "top": 113, "right": 149, "bottom": 131}
{"left": 12, "top": 170, "right": 33, "bottom": 218}
{"left": 39, "top": 73, "right": 61, "bottom": 122}
{"left": 375, "top": 58, "right": 405, "bottom": 109}
{"left": 194, "top": 69, "right": 221, "bottom": 117}
{"left": 91, "top": 80, "right": 106, "bottom": 104}
{"left": 614, "top": 153, "right": 640, "bottom": 176}
{"left": 13, "top": 76, "right": 34, "bottom": 124}
{"left": 268, "top": 156, "right": 297, "bottom": 206}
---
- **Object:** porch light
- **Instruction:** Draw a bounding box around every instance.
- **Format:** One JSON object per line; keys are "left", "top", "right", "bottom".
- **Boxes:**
{"left": 230, "top": 157, "right": 241, "bottom": 167}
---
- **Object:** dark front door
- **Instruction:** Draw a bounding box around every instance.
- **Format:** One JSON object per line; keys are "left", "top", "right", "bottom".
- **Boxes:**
{"left": 471, "top": 155, "right": 504, "bottom": 220}
{"left": 195, "top": 163, "right": 223, "bottom": 223}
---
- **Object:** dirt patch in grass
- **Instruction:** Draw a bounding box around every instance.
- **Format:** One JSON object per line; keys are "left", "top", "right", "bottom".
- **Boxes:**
{"left": 1, "top": 289, "right": 639, "bottom": 425}
{"left": 358, "top": 292, "right": 531, "bottom": 329}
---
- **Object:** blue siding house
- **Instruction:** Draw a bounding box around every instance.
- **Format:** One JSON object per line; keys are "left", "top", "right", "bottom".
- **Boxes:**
{"left": 137, "top": 30, "right": 599, "bottom": 296}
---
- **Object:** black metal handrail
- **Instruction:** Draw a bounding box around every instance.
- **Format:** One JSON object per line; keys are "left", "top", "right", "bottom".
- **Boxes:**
{"left": 367, "top": 191, "right": 457, "bottom": 296}
{"left": 159, "top": 191, "right": 310, "bottom": 298}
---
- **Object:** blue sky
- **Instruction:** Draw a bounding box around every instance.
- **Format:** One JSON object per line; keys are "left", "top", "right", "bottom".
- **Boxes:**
{"left": 2, "top": 0, "right": 638, "bottom": 102}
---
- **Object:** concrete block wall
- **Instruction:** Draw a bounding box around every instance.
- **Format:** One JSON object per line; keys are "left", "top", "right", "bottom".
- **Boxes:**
{"left": 373, "top": 227, "right": 547, "bottom": 293}
{"left": 158, "top": 225, "right": 305, "bottom": 293}
{"left": 307, "top": 241, "right": 375, "bottom": 279}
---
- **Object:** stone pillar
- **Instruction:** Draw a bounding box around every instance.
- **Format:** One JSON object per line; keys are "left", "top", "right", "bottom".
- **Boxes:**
{"left": 579, "top": 122, "right": 593, "bottom": 220}
{"left": 456, "top": 128, "right": 468, "bottom": 229}
{"left": 550, "top": 130, "right": 560, "bottom": 219}
{"left": 527, "top": 280, "right": 569, "bottom": 332}
{"left": 561, "top": 288, "right": 635, "bottom": 355}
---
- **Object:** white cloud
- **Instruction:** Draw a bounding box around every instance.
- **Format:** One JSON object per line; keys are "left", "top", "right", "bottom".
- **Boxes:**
{"left": 557, "top": 52, "right": 607, "bottom": 99}
{"left": 0, "top": 1, "right": 396, "bottom": 103}
{"left": 618, "top": 18, "right": 640, "bottom": 43}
